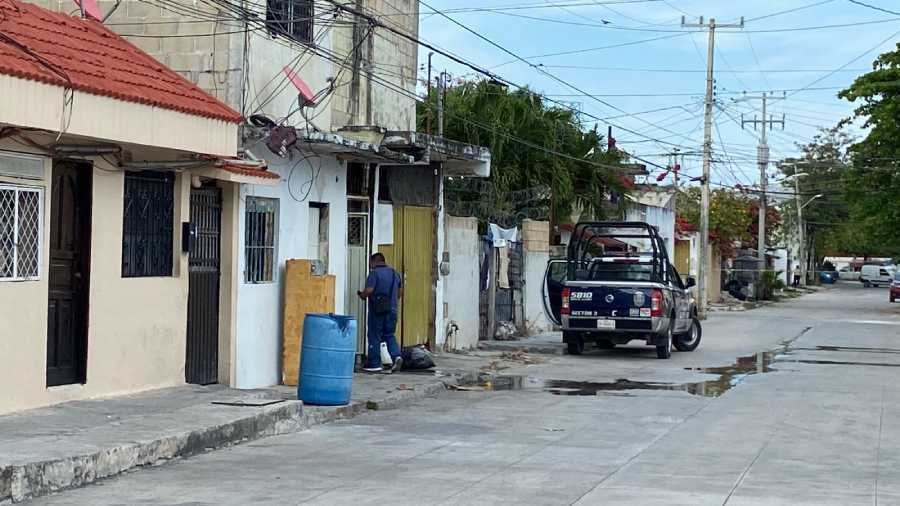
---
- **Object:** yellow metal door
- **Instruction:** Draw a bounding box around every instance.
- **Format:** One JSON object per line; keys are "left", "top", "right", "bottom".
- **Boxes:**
{"left": 400, "top": 206, "right": 433, "bottom": 347}
{"left": 674, "top": 239, "right": 691, "bottom": 276}
{"left": 378, "top": 206, "right": 404, "bottom": 341}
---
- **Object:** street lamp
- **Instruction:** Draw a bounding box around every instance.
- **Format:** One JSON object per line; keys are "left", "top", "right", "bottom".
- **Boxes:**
{"left": 784, "top": 172, "right": 824, "bottom": 286}
{"left": 801, "top": 194, "right": 823, "bottom": 210}
{"left": 782, "top": 171, "right": 816, "bottom": 286}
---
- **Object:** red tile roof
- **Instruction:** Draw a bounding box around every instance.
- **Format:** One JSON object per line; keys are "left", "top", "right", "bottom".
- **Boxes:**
{"left": 219, "top": 162, "right": 280, "bottom": 180}
{"left": 0, "top": 0, "right": 242, "bottom": 123}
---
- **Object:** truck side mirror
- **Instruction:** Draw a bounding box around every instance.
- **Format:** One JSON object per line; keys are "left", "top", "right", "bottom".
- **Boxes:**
{"left": 685, "top": 277, "right": 696, "bottom": 288}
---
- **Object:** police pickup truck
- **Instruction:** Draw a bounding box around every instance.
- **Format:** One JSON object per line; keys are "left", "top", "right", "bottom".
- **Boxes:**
{"left": 542, "top": 222, "right": 701, "bottom": 359}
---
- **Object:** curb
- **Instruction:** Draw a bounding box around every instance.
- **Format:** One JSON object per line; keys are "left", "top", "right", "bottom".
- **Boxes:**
{"left": 0, "top": 370, "right": 481, "bottom": 503}
{"left": 0, "top": 401, "right": 304, "bottom": 504}
{"left": 477, "top": 342, "right": 565, "bottom": 356}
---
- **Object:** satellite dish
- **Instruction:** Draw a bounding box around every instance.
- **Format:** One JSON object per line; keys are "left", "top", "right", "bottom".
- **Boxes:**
{"left": 283, "top": 66, "right": 317, "bottom": 107}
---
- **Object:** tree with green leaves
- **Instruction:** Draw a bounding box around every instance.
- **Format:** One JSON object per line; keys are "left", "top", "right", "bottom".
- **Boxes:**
{"left": 777, "top": 127, "right": 854, "bottom": 260}
{"left": 836, "top": 44, "right": 900, "bottom": 256}
{"left": 676, "top": 187, "right": 755, "bottom": 257}
{"left": 417, "top": 80, "right": 627, "bottom": 228}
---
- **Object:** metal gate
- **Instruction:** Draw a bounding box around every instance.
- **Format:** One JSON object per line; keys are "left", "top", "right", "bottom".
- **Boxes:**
{"left": 186, "top": 186, "right": 221, "bottom": 385}
{"left": 479, "top": 241, "right": 524, "bottom": 339}
{"left": 346, "top": 213, "right": 369, "bottom": 354}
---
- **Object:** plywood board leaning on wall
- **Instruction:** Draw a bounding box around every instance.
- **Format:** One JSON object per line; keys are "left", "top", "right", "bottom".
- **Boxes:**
{"left": 282, "top": 259, "right": 336, "bottom": 386}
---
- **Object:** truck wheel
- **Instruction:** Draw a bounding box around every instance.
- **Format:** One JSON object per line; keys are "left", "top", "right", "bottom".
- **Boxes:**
{"left": 656, "top": 326, "right": 673, "bottom": 359}
{"left": 567, "top": 339, "right": 585, "bottom": 355}
{"left": 564, "top": 332, "right": 585, "bottom": 355}
{"left": 674, "top": 317, "right": 702, "bottom": 352}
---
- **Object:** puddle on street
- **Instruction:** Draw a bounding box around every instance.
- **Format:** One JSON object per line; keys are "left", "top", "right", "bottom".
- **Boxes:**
{"left": 475, "top": 351, "right": 777, "bottom": 398}
{"left": 463, "top": 336, "right": 900, "bottom": 399}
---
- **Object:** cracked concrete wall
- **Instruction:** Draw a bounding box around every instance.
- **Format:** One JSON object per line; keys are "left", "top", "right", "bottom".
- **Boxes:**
{"left": 330, "top": 0, "right": 419, "bottom": 131}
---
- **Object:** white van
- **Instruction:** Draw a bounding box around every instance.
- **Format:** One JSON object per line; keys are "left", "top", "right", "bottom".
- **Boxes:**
{"left": 860, "top": 264, "right": 897, "bottom": 287}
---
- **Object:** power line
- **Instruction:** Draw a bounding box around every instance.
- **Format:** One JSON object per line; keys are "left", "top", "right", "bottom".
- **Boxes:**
{"left": 789, "top": 26, "right": 900, "bottom": 96}
{"left": 847, "top": 0, "right": 900, "bottom": 16}
{"left": 745, "top": 0, "right": 837, "bottom": 22}
{"left": 327, "top": 0, "right": 698, "bottom": 152}
{"left": 495, "top": 32, "right": 689, "bottom": 64}
{"left": 538, "top": 65, "right": 871, "bottom": 74}
{"left": 461, "top": 9, "right": 900, "bottom": 33}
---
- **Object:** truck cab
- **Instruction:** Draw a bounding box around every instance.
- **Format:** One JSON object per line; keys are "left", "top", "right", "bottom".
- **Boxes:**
{"left": 542, "top": 222, "right": 701, "bottom": 359}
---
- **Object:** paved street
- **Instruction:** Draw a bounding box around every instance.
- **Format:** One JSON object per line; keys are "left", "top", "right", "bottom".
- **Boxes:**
{"left": 33, "top": 282, "right": 900, "bottom": 505}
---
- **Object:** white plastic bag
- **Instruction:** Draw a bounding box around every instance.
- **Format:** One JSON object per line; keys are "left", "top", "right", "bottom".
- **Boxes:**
{"left": 380, "top": 342, "right": 393, "bottom": 365}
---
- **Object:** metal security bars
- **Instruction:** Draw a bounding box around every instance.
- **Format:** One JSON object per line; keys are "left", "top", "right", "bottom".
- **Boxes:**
{"left": 245, "top": 197, "right": 278, "bottom": 283}
{"left": 122, "top": 171, "right": 174, "bottom": 277}
{"left": 266, "top": 0, "right": 313, "bottom": 43}
{"left": 0, "top": 185, "right": 42, "bottom": 281}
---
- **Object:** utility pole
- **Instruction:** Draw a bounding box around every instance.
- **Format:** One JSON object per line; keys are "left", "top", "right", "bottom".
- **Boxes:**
{"left": 739, "top": 92, "right": 784, "bottom": 292}
{"left": 681, "top": 16, "right": 743, "bottom": 319}
{"left": 426, "top": 52, "right": 434, "bottom": 135}
{"left": 437, "top": 71, "right": 447, "bottom": 137}
{"left": 794, "top": 170, "right": 806, "bottom": 286}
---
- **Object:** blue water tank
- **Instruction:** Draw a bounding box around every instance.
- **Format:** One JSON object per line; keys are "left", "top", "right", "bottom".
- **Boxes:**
{"left": 298, "top": 314, "right": 357, "bottom": 406}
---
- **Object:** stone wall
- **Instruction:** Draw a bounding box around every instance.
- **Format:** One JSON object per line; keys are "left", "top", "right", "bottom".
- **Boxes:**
{"left": 330, "top": 0, "right": 419, "bottom": 131}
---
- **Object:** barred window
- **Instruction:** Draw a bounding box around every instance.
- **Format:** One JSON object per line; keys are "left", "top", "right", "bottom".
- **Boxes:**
{"left": 122, "top": 171, "right": 174, "bottom": 277}
{"left": 266, "top": 0, "right": 313, "bottom": 44}
{"left": 245, "top": 197, "right": 278, "bottom": 283}
{"left": 0, "top": 185, "right": 42, "bottom": 281}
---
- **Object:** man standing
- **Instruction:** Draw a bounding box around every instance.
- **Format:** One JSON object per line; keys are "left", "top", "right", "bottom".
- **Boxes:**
{"left": 793, "top": 264, "right": 802, "bottom": 287}
{"left": 357, "top": 253, "right": 403, "bottom": 373}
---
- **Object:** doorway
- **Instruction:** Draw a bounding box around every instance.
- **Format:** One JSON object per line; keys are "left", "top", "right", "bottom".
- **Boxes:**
{"left": 46, "top": 161, "right": 92, "bottom": 387}
{"left": 186, "top": 185, "right": 221, "bottom": 384}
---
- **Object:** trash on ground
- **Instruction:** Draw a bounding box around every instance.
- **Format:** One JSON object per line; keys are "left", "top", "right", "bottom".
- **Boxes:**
{"left": 450, "top": 385, "right": 486, "bottom": 391}
{"left": 401, "top": 345, "right": 436, "bottom": 370}
{"left": 494, "top": 321, "right": 519, "bottom": 340}
{"left": 481, "top": 360, "right": 511, "bottom": 371}
{"left": 499, "top": 350, "right": 544, "bottom": 365}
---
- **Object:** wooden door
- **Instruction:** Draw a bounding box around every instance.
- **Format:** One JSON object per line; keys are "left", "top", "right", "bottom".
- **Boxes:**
{"left": 186, "top": 186, "right": 221, "bottom": 384}
{"left": 46, "top": 162, "right": 91, "bottom": 387}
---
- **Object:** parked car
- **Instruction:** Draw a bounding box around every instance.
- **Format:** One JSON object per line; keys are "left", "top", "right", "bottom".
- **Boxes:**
{"left": 838, "top": 265, "right": 860, "bottom": 281}
{"left": 819, "top": 271, "right": 837, "bottom": 284}
{"left": 891, "top": 272, "right": 900, "bottom": 303}
{"left": 860, "top": 264, "right": 897, "bottom": 287}
{"left": 542, "top": 221, "right": 701, "bottom": 359}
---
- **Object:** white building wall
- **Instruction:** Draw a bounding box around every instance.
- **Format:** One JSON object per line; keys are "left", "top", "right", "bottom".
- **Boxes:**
{"left": 234, "top": 152, "right": 348, "bottom": 388}
{"left": 523, "top": 249, "right": 552, "bottom": 334}
{"left": 626, "top": 203, "right": 675, "bottom": 258}
{"left": 442, "top": 216, "right": 480, "bottom": 350}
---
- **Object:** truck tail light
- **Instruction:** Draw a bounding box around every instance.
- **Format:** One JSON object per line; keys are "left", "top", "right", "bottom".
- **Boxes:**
{"left": 561, "top": 287, "right": 570, "bottom": 315}
{"left": 650, "top": 289, "right": 663, "bottom": 317}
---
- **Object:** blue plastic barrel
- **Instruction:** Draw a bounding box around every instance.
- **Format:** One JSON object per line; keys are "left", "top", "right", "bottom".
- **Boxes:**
{"left": 298, "top": 314, "right": 357, "bottom": 406}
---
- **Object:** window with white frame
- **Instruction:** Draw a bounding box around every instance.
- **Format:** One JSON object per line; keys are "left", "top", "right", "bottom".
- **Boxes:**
{"left": 0, "top": 185, "right": 42, "bottom": 281}
{"left": 245, "top": 197, "right": 279, "bottom": 283}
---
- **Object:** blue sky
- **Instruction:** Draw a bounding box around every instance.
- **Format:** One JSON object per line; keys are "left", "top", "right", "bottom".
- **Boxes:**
{"left": 412, "top": 0, "right": 900, "bottom": 188}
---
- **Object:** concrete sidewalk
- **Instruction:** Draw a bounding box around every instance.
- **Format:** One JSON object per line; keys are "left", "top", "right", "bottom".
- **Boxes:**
{"left": 0, "top": 354, "right": 488, "bottom": 503}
